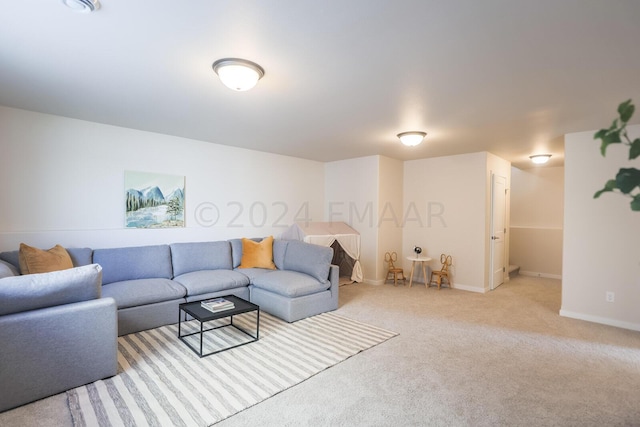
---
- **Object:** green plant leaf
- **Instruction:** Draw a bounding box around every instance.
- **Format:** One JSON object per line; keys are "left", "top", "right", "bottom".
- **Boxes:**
{"left": 618, "top": 99, "right": 635, "bottom": 123}
{"left": 630, "top": 139, "right": 640, "bottom": 160}
{"left": 593, "top": 179, "right": 617, "bottom": 198}
{"left": 615, "top": 167, "right": 640, "bottom": 194}
{"left": 631, "top": 194, "right": 640, "bottom": 211}
{"left": 600, "top": 130, "right": 622, "bottom": 155}
{"left": 609, "top": 118, "right": 620, "bottom": 131}
{"left": 594, "top": 128, "right": 608, "bottom": 140}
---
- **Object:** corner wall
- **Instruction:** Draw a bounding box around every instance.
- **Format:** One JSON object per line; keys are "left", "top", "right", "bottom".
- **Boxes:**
{"left": 325, "top": 156, "right": 380, "bottom": 283}
{"left": 562, "top": 125, "right": 640, "bottom": 331}
{"left": 510, "top": 166, "right": 564, "bottom": 278}
{"left": 403, "top": 152, "right": 488, "bottom": 291}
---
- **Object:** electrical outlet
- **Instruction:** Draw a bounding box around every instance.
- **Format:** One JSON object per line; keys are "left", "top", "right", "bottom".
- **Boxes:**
{"left": 606, "top": 292, "right": 615, "bottom": 303}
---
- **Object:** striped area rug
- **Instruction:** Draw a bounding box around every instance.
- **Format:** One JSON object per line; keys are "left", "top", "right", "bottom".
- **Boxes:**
{"left": 67, "top": 312, "right": 397, "bottom": 426}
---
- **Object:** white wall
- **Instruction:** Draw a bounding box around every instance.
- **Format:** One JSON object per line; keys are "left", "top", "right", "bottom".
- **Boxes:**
{"left": 510, "top": 166, "right": 564, "bottom": 278}
{"left": 325, "top": 156, "right": 379, "bottom": 283}
{"left": 377, "top": 156, "right": 404, "bottom": 281}
{"left": 562, "top": 125, "right": 640, "bottom": 331}
{"left": 0, "top": 106, "right": 515, "bottom": 296}
{"left": 403, "top": 152, "right": 488, "bottom": 291}
{"left": 0, "top": 106, "right": 325, "bottom": 251}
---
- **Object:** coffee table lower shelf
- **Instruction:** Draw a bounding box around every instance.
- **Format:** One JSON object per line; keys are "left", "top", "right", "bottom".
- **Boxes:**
{"left": 178, "top": 295, "right": 260, "bottom": 358}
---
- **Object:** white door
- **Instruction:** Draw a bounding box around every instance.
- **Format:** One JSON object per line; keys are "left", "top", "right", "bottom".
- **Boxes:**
{"left": 490, "top": 174, "right": 506, "bottom": 290}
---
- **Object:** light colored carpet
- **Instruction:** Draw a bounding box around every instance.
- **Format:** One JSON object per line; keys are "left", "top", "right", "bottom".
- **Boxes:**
{"left": 217, "top": 276, "right": 640, "bottom": 426}
{"left": 66, "top": 312, "right": 396, "bottom": 426}
{"left": 2, "top": 276, "right": 640, "bottom": 426}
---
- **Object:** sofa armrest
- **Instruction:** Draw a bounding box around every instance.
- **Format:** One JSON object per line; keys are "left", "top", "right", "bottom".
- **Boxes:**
{"left": 0, "top": 297, "right": 118, "bottom": 412}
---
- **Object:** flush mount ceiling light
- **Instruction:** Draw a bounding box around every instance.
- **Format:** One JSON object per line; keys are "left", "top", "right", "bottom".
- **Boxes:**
{"left": 397, "top": 131, "right": 427, "bottom": 147}
{"left": 530, "top": 154, "right": 552, "bottom": 164}
{"left": 212, "top": 58, "right": 265, "bottom": 91}
{"left": 62, "top": 0, "right": 100, "bottom": 12}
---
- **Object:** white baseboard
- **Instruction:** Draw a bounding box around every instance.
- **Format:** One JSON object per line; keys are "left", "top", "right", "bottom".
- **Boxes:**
{"left": 519, "top": 271, "right": 562, "bottom": 280}
{"left": 366, "top": 278, "right": 485, "bottom": 293}
{"left": 451, "top": 283, "right": 486, "bottom": 293}
{"left": 559, "top": 309, "right": 640, "bottom": 332}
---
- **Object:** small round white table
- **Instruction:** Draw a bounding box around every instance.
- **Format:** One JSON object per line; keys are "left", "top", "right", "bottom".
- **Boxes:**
{"left": 407, "top": 256, "right": 432, "bottom": 287}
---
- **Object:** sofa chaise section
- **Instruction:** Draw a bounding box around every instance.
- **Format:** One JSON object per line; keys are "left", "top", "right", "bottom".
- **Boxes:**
{"left": 94, "top": 244, "right": 185, "bottom": 336}
{"left": 240, "top": 239, "right": 339, "bottom": 322}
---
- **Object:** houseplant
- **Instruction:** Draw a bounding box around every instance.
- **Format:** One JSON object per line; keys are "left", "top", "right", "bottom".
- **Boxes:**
{"left": 593, "top": 99, "right": 640, "bottom": 211}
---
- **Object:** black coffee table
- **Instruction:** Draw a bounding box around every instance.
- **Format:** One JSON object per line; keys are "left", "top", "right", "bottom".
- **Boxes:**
{"left": 178, "top": 295, "right": 260, "bottom": 358}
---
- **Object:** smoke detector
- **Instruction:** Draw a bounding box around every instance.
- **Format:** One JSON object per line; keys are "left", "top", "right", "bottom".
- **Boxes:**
{"left": 63, "top": 0, "right": 100, "bottom": 13}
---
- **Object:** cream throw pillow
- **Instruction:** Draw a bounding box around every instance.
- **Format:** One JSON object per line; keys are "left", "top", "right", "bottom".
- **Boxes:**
{"left": 238, "top": 236, "right": 276, "bottom": 269}
{"left": 18, "top": 243, "right": 73, "bottom": 275}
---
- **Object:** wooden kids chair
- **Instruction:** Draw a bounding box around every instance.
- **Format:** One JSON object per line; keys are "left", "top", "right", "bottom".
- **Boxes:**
{"left": 385, "top": 252, "right": 406, "bottom": 286}
{"left": 430, "top": 254, "right": 453, "bottom": 290}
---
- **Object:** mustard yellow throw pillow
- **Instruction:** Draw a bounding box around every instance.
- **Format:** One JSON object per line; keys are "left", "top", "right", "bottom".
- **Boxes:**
{"left": 238, "top": 236, "right": 276, "bottom": 269}
{"left": 18, "top": 243, "right": 73, "bottom": 275}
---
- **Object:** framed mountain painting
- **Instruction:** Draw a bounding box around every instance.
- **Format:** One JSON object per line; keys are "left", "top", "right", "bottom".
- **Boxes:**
{"left": 125, "top": 171, "right": 185, "bottom": 228}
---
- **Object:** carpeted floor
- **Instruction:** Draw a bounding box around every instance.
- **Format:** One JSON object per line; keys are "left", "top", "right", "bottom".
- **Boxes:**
{"left": 66, "top": 312, "right": 396, "bottom": 426}
{"left": 2, "top": 275, "right": 640, "bottom": 426}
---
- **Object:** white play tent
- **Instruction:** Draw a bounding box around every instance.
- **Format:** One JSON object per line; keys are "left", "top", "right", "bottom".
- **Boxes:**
{"left": 281, "top": 222, "right": 363, "bottom": 283}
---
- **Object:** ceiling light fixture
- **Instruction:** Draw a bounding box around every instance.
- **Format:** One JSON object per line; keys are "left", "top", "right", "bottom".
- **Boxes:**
{"left": 397, "top": 131, "right": 427, "bottom": 147}
{"left": 212, "top": 58, "right": 265, "bottom": 91}
{"left": 62, "top": 0, "right": 100, "bottom": 12}
{"left": 529, "top": 154, "right": 552, "bottom": 164}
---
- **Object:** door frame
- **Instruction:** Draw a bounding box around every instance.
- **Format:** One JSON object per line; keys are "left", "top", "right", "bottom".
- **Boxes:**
{"left": 490, "top": 173, "right": 507, "bottom": 290}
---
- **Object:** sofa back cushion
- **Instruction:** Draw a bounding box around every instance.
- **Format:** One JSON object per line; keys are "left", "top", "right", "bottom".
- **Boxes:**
{"left": 282, "top": 240, "right": 333, "bottom": 282}
{"left": 170, "top": 241, "right": 232, "bottom": 277}
{"left": 231, "top": 238, "right": 288, "bottom": 270}
{"left": 93, "top": 245, "right": 172, "bottom": 285}
{"left": 0, "top": 264, "right": 102, "bottom": 316}
{"left": 230, "top": 238, "right": 253, "bottom": 268}
{"left": 0, "top": 260, "right": 18, "bottom": 279}
{"left": 0, "top": 247, "right": 93, "bottom": 274}
{"left": 67, "top": 247, "right": 93, "bottom": 267}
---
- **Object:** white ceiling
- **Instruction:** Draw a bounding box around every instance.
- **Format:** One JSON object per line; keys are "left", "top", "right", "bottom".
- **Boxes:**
{"left": 1, "top": 1, "right": 639, "bottom": 168}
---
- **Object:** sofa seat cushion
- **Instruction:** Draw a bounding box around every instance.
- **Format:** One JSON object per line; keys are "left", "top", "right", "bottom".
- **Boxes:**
{"left": 234, "top": 267, "right": 275, "bottom": 282}
{"left": 101, "top": 278, "right": 185, "bottom": 309}
{"left": 173, "top": 270, "right": 250, "bottom": 297}
{"left": 250, "top": 270, "right": 329, "bottom": 298}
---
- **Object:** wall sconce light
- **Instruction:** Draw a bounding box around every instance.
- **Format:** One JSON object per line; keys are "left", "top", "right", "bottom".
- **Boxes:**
{"left": 212, "top": 58, "right": 265, "bottom": 91}
{"left": 62, "top": 0, "right": 100, "bottom": 12}
{"left": 529, "top": 154, "right": 552, "bottom": 164}
{"left": 397, "top": 131, "right": 427, "bottom": 147}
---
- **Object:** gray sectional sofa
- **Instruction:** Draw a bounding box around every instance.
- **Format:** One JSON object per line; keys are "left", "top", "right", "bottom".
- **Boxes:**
{"left": 93, "top": 238, "right": 338, "bottom": 335}
{"left": 0, "top": 237, "right": 337, "bottom": 411}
